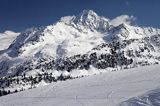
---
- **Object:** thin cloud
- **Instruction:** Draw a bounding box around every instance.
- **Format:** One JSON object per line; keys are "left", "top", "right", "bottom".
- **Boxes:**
{"left": 109, "top": 15, "right": 137, "bottom": 26}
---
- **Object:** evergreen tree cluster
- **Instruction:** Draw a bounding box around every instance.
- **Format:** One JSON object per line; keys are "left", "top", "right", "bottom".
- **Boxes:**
{"left": 0, "top": 72, "right": 72, "bottom": 97}
{"left": 14, "top": 41, "right": 133, "bottom": 73}
{"left": 53, "top": 41, "right": 133, "bottom": 71}
{"left": 0, "top": 89, "right": 11, "bottom": 96}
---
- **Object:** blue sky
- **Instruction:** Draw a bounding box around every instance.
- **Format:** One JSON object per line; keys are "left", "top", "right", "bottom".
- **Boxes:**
{"left": 0, "top": 0, "right": 159, "bottom": 32}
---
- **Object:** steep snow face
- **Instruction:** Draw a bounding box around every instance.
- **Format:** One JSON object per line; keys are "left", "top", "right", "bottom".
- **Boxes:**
{"left": 0, "top": 31, "right": 19, "bottom": 50}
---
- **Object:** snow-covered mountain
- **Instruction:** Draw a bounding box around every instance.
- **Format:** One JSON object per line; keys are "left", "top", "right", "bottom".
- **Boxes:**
{"left": 1, "top": 10, "right": 160, "bottom": 94}
{"left": 5, "top": 10, "right": 110, "bottom": 58}
{"left": 0, "top": 31, "right": 19, "bottom": 50}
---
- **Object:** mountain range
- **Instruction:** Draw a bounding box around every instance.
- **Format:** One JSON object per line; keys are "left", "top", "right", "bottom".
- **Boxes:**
{"left": 0, "top": 10, "right": 160, "bottom": 94}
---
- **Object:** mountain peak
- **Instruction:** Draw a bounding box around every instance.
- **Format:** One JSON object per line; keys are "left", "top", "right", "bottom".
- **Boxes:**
{"left": 60, "top": 10, "right": 99, "bottom": 24}
{"left": 59, "top": 10, "right": 109, "bottom": 32}
{"left": 75, "top": 10, "right": 99, "bottom": 23}
{"left": 79, "top": 10, "right": 98, "bottom": 17}
{"left": 71, "top": 10, "right": 109, "bottom": 32}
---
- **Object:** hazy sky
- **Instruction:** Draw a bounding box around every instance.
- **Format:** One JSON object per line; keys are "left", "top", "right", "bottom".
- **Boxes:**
{"left": 0, "top": 0, "right": 159, "bottom": 32}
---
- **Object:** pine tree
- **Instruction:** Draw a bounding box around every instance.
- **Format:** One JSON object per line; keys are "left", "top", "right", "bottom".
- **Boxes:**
{"left": 0, "top": 90, "right": 2, "bottom": 96}
{"left": 14, "top": 89, "right": 18, "bottom": 93}
{"left": 7, "top": 90, "right": 10, "bottom": 94}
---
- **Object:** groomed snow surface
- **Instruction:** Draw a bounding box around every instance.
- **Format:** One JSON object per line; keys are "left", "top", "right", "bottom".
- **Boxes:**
{"left": 1, "top": 65, "right": 160, "bottom": 106}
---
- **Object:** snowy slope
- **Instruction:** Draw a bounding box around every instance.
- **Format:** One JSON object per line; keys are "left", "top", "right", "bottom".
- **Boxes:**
{"left": 1, "top": 64, "right": 160, "bottom": 106}
{"left": 0, "top": 31, "right": 19, "bottom": 50}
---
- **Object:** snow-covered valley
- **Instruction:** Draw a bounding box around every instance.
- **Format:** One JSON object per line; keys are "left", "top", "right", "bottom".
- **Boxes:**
{"left": 1, "top": 64, "right": 160, "bottom": 106}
